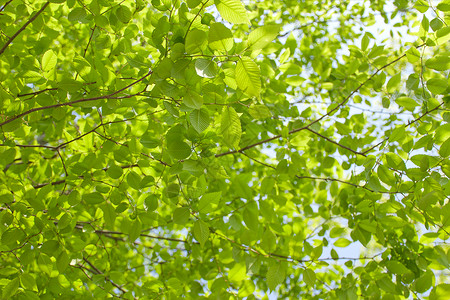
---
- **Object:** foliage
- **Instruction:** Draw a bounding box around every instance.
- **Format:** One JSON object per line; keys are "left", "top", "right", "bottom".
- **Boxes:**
{"left": 0, "top": 0, "right": 449, "bottom": 299}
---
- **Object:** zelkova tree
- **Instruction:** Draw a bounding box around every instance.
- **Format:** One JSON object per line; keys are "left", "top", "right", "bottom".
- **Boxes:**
{"left": 0, "top": 0, "right": 449, "bottom": 298}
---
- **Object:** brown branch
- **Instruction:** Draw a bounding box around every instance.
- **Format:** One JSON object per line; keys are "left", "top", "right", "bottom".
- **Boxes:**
{"left": 306, "top": 128, "right": 366, "bottom": 156}
{"left": 294, "top": 175, "right": 402, "bottom": 194}
{"left": 0, "top": 70, "right": 152, "bottom": 128}
{"left": 361, "top": 102, "right": 444, "bottom": 155}
{"left": 240, "top": 152, "right": 275, "bottom": 169}
{"left": 406, "top": 102, "right": 443, "bottom": 127}
{"left": 93, "top": 229, "right": 189, "bottom": 243}
{"left": 268, "top": 252, "right": 383, "bottom": 263}
{"left": 0, "top": 0, "right": 13, "bottom": 12}
{"left": 82, "top": 257, "right": 129, "bottom": 296}
{"left": 17, "top": 88, "right": 58, "bottom": 97}
{"left": 0, "top": 2, "right": 50, "bottom": 56}
{"left": 33, "top": 179, "right": 66, "bottom": 189}
{"left": 216, "top": 45, "right": 425, "bottom": 158}
{"left": 214, "top": 228, "right": 383, "bottom": 264}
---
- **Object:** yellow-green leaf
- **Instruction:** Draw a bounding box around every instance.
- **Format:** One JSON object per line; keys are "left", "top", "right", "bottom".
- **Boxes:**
{"left": 215, "top": 0, "right": 250, "bottom": 24}
{"left": 236, "top": 56, "right": 261, "bottom": 97}
{"left": 220, "top": 106, "right": 241, "bottom": 149}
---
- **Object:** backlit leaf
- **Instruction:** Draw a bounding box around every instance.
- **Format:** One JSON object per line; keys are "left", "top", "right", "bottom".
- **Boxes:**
{"left": 236, "top": 56, "right": 261, "bottom": 97}
{"left": 215, "top": 0, "right": 250, "bottom": 24}
{"left": 220, "top": 106, "right": 241, "bottom": 149}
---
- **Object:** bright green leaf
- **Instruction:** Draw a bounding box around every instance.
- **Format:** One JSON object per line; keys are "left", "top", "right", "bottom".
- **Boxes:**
{"left": 215, "top": 0, "right": 250, "bottom": 24}
{"left": 236, "top": 56, "right": 261, "bottom": 97}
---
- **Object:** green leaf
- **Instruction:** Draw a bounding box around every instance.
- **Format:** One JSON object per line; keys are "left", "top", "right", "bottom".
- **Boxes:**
{"left": 127, "top": 171, "right": 142, "bottom": 190}
{"left": 436, "top": 27, "right": 450, "bottom": 44}
{"left": 267, "top": 263, "right": 285, "bottom": 291}
{"left": 107, "top": 165, "right": 123, "bottom": 179}
{"left": 56, "top": 251, "right": 70, "bottom": 273}
{"left": 385, "top": 261, "right": 410, "bottom": 275}
{"left": 116, "top": 5, "right": 132, "bottom": 23}
{"left": 395, "top": 96, "right": 418, "bottom": 111}
{"left": 23, "top": 70, "right": 42, "bottom": 83}
{"left": 249, "top": 104, "right": 271, "bottom": 119}
{"left": 425, "top": 56, "right": 450, "bottom": 70}
{"left": 215, "top": 0, "right": 250, "bottom": 24}
{"left": 247, "top": 25, "right": 281, "bottom": 51}
{"left": 303, "top": 268, "right": 316, "bottom": 286}
{"left": 406, "top": 47, "right": 421, "bottom": 63}
{"left": 41, "top": 50, "right": 57, "bottom": 73}
{"left": 173, "top": 207, "right": 190, "bottom": 225}
{"left": 167, "top": 141, "right": 191, "bottom": 160}
{"left": 73, "top": 56, "right": 91, "bottom": 77}
{"left": 430, "top": 284, "right": 450, "bottom": 300}
{"left": 427, "top": 78, "right": 448, "bottom": 94}
{"left": 334, "top": 238, "right": 351, "bottom": 247}
{"left": 208, "top": 23, "right": 234, "bottom": 51}
{"left": 68, "top": 7, "right": 87, "bottom": 22}
{"left": 183, "top": 91, "right": 203, "bottom": 109}
{"left": 197, "top": 192, "right": 221, "bottom": 213}
{"left": 243, "top": 208, "right": 259, "bottom": 231}
{"left": 437, "top": 1, "right": 450, "bottom": 11}
{"left": 187, "top": 0, "right": 202, "bottom": 8}
{"left": 195, "top": 59, "right": 217, "bottom": 78}
{"left": 129, "top": 219, "right": 142, "bottom": 242}
{"left": 439, "top": 138, "right": 450, "bottom": 157}
{"left": 83, "top": 192, "right": 104, "bottom": 204}
{"left": 236, "top": 56, "right": 261, "bottom": 97}
{"left": 193, "top": 219, "right": 209, "bottom": 246}
{"left": 414, "top": 270, "right": 434, "bottom": 293}
{"left": 189, "top": 109, "right": 210, "bottom": 133}
{"left": 386, "top": 73, "right": 401, "bottom": 93}
{"left": 185, "top": 29, "right": 207, "bottom": 54}
{"left": 377, "top": 165, "right": 396, "bottom": 186}
{"left": 414, "top": 0, "right": 429, "bottom": 12}
{"left": 220, "top": 106, "right": 242, "bottom": 149}
{"left": 20, "top": 273, "right": 37, "bottom": 291}
{"left": 2, "top": 277, "right": 19, "bottom": 299}
{"left": 102, "top": 203, "right": 116, "bottom": 228}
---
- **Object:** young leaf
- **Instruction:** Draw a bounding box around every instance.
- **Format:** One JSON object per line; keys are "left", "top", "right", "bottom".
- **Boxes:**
{"left": 129, "top": 219, "right": 142, "bottom": 242}
{"left": 303, "top": 268, "right": 316, "bottom": 286}
{"left": 215, "top": 0, "right": 250, "bottom": 24}
{"left": 220, "top": 106, "right": 242, "bottom": 149}
{"left": 195, "top": 59, "right": 217, "bottom": 78}
{"left": 185, "top": 29, "right": 208, "bottom": 54}
{"left": 173, "top": 207, "right": 190, "bottom": 225}
{"left": 247, "top": 25, "right": 282, "bottom": 51}
{"left": 267, "top": 263, "right": 285, "bottom": 291}
{"left": 167, "top": 141, "right": 192, "bottom": 160}
{"left": 425, "top": 55, "right": 450, "bottom": 70}
{"left": 395, "top": 96, "right": 418, "bottom": 111}
{"left": 193, "top": 219, "right": 209, "bottom": 246}
{"left": 2, "top": 277, "right": 19, "bottom": 299}
{"left": 41, "top": 50, "right": 57, "bottom": 73}
{"left": 236, "top": 56, "right": 261, "bottom": 97}
{"left": 208, "top": 23, "right": 234, "bottom": 51}
{"left": 189, "top": 109, "right": 210, "bottom": 133}
{"left": 427, "top": 78, "right": 448, "bottom": 94}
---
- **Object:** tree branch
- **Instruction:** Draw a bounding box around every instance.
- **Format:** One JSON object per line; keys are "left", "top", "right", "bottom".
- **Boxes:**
{"left": 0, "top": 2, "right": 50, "bottom": 56}
{"left": 82, "top": 257, "right": 130, "bottom": 296}
{"left": 306, "top": 128, "right": 366, "bottom": 156}
{"left": 294, "top": 175, "right": 403, "bottom": 194}
{"left": 216, "top": 45, "right": 425, "bottom": 158}
{"left": 0, "top": 70, "right": 152, "bottom": 128}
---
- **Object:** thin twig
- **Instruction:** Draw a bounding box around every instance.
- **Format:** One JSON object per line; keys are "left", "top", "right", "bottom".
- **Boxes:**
{"left": 0, "top": 71, "right": 152, "bottom": 128}
{"left": 215, "top": 44, "right": 425, "bottom": 158}
{"left": 306, "top": 128, "right": 366, "bottom": 156}
{"left": 0, "top": 2, "right": 50, "bottom": 55}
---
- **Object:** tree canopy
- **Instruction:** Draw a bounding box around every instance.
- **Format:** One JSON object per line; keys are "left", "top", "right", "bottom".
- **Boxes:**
{"left": 0, "top": 0, "right": 450, "bottom": 299}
